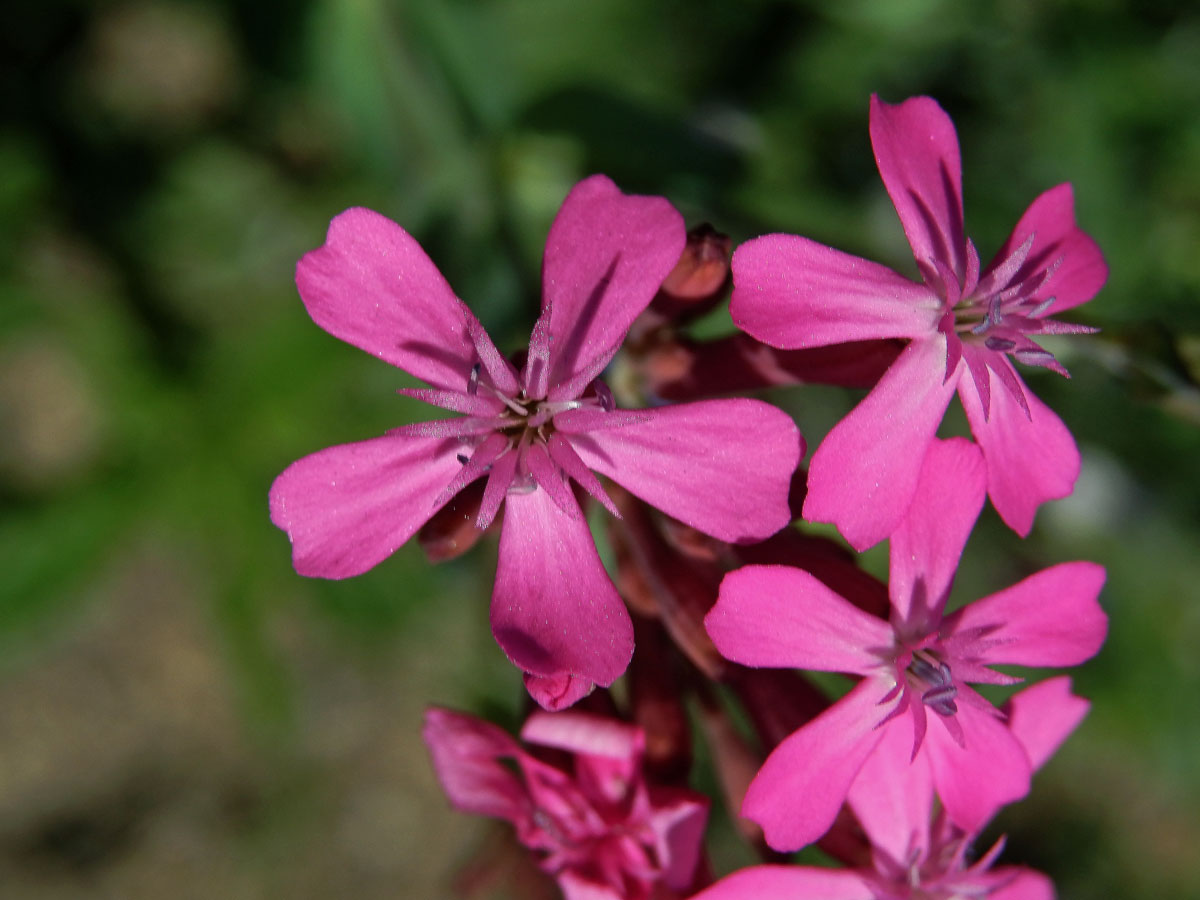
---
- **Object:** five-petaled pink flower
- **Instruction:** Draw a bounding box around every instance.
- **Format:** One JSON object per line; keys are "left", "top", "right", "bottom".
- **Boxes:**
{"left": 685, "top": 677, "right": 1090, "bottom": 900}
{"left": 270, "top": 175, "right": 801, "bottom": 710}
{"left": 704, "top": 438, "right": 1107, "bottom": 850}
{"left": 732, "top": 94, "right": 1108, "bottom": 550}
{"left": 423, "top": 707, "right": 709, "bottom": 900}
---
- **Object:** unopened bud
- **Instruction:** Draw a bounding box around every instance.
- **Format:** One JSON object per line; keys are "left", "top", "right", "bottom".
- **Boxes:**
{"left": 660, "top": 224, "right": 732, "bottom": 301}
{"left": 417, "top": 478, "right": 488, "bottom": 562}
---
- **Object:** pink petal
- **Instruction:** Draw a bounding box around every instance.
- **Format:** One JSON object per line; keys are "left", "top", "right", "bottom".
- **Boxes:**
{"left": 269, "top": 431, "right": 465, "bottom": 578}
{"left": 923, "top": 691, "right": 1031, "bottom": 833}
{"left": 533, "top": 175, "right": 685, "bottom": 395}
{"left": 870, "top": 95, "right": 967, "bottom": 282}
{"left": 945, "top": 562, "right": 1107, "bottom": 668}
{"left": 570, "top": 399, "right": 801, "bottom": 543}
{"left": 958, "top": 362, "right": 1080, "bottom": 536}
{"left": 987, "top": 183, "right": 1108, "bottom": 314}
{"left": 1005, "top": 677, "right": 1090, "bottom": 772}
{"left": 491, "top": 487, "right": 634, "bottom": 705}
{"left": 421, "top": 707, "right": 528, "bottom": 823}
{"left": 847, "top": 712, "right": 933, "bottom": 865}
{"left": 986, "top": 867, "right": 1056, "bottom": 900}
{"left": 707, "top": 565, "right": 893, "bottom": 674}
{"left": 730, "top": 234, "right": 941, "bottom": 348}
{"left": 743, "top": 678, "right": 893, "bottom": 851}
{"left": 888, "top": 437, "right": 986, "bottom": 620}
{"left": 689, "top": 865, "right": 874, "bottom": 900}
{"left": 521, "top": 710, "right": 641, "bottom": 762}
{"left": 525, "top": 442, "right": 581, "bottom": 519}
{"left": 523, "top": 711, "right": 642, "bottom": 804}
{"left": 804, "top": 336, "right": 960, "bottom": 551}
{"left": 646, "top": 788, "right": 710, "bottom": 890}
{"left": 295, "top": 207, "right": 517, "bottom": 393}
{"left": 523, "top": 672, "right": 596, "bottom": 711}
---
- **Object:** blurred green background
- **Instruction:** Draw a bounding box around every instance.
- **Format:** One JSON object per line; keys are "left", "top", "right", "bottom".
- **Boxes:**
{"left": 2, "top": 0, "right": 1198, "bottom": 897}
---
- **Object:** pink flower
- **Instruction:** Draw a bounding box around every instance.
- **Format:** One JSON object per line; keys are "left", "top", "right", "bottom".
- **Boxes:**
{"left": 704, "top": 438, "right": 1107, "bottom": 850}
{"left": 423, "top": 707, "right": 709, "bottom": 900}
{"left": 686, "top": 679, "right": 1090, "bottom": 900}
{"left": 732, "top": 95, "right": 1108, "bottom": 549}
{"left": 270, "top": 175, "right": 802, "bottom": 709}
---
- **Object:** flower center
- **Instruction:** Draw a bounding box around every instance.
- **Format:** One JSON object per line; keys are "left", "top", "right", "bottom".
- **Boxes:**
{"left": 906, "top": 649, "right": 958, "bottom": 717}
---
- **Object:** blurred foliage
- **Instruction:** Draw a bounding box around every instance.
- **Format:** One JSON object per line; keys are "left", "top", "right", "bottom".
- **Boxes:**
{"left": 1, "top": 0, "right": 1199, "bottom": 898}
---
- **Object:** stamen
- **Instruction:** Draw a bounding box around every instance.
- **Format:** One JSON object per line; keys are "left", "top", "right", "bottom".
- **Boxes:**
{"left": 1029, "top": 295, "right": 1056, "bottom": 318}
{"left": 594, "top": 379, "right": 615, "bottom": 412}
{"left": 984, "top": 336, "right": 1016, "bottom": 352}
{"left": 908, "top": 652, "right": 958, "bottom": 717}
{"left": 497, "top": 393, "right": 529, "bottom": 416}
{"left": 970, "top": 295, "right": 1004, "bottom": 335}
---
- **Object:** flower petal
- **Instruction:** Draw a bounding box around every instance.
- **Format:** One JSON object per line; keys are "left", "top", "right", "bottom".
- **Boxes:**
{"left": 888, "top": 437, "right": 987, "bottom": 620}
{"left": 730, "top": 234, "right": 941, "bottom": 348}
{"left": 534, "top": 175, "right": 685, "bottom": 395}
{"left": 707, "top": 565, "right": 893, "bottom": 675}
{"left": 743, "top": 678, "right": 893, "bottom": 851}
{"left": 959, "top": 362, "right": 1080, "bottom": 536}
{"left": 987, "top": 183, "right": 1108, "bottom": 314}
{"left": 491, "top": 486, "right": 634, "bottom": 705}
{"left": 421, "top": 707, "right": 528, "bottom": 823}
{"left": 521, "top": 710, "right": 641, "bottom": 762}
{"left": 870, "top": 95, "right": 967, "bottom": 282}
{"left": 523, "top": 672, "right": 597, "bottom": 712}
{"left": 945, "top": 562, "right": 1107, "bottom": 668}
{"left": 923, "top": 691, "right": 1031, "bottom": 833}
{"left": 570, "top": 399, "right": 801, "bottom": 543}
{"left": 1005, "top": 677, "right": 1090, "bottom": 772}
{"left": 646, "top": 787, "right": 710, "bottom": 890}
{"left": 847, "top": 712, "right": 933, "bottom": 866}
{"left": 295, "top": 207, "right": 517, "bottom": 393}
{"left": 269, "top": 431, "right": 464, "bottom": 578}
{"left": 804, "top": 336, "right": 959, "bottom": 551}
{"left": 689, "top": 865, "right": 874, "bottom": 900}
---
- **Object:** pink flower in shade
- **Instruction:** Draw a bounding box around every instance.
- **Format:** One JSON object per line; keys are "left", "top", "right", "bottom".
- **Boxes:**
{"left": 685, "top": 678, "right": 1091, "bottom": 900}
{"left": 732, "top": 94, "right": 1108, "bottom": 550}
{"left": 269, "top": 175, "right": 802, "bottom": 710}
{"left": 703, "top": 438, "right": 1107, "bottom": 851}
{"left": 423, "top": 707, "right": 709, "bottom": 900}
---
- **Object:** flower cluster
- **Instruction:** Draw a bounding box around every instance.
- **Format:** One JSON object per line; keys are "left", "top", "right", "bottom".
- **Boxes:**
{"left": 271, "top": 95, "right": 1108, "bottom": 899}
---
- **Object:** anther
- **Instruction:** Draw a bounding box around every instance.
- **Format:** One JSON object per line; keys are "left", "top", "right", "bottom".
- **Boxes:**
{"left": 594, "top": 380, "right": 615, "bottom": 412}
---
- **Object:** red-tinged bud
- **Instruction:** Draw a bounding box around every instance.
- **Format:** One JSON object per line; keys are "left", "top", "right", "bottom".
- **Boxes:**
{"left": 609, "top": 486, "right": 727, "bottom": 678}
{"left": 629, "top": 226, "right": 733, "bottom": 346}
{"left": 656, "top": 516, "right": 727, "bottom": 566}
{"left": 629, "top": 616, "right": 693, "bottom": 785}
{"left": 658, "top": 223, "right": 731, "bottom": 303}
{"left": 417, "top": 478, "right": 488, "bottom": 562}
{"left": 610, "top": 517, "right": 662, "bottom": 618}
{"left": 648, "top": 334, "right": 903, "bottom": 403}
